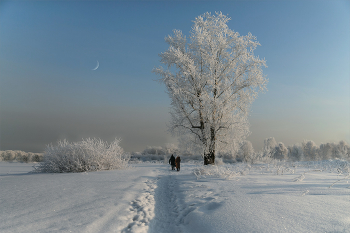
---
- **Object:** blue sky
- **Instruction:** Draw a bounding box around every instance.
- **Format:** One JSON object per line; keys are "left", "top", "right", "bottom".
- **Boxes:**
{"left": 0, "top": 0, "right": 349, "bottom": 152}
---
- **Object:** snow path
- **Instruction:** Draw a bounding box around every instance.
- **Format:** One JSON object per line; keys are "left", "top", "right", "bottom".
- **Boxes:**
{"left": 122, "top": 165, "right": 186, "bottom": 233}
{"left": 123, "top": 164, "right": 198, "bottom": 233}
{"left": 149, "top": 167, "right": 203, "bottom": 233}
{"left": 121, "top": 178, "right": 157, "bottom": 233}
{"left": 149, "top": 172, "right": 183, "bottom": 233}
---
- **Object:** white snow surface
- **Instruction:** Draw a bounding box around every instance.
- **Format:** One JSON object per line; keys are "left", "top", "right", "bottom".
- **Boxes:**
{"left": 1, "top": 160, "right": 349, "bottom": 233}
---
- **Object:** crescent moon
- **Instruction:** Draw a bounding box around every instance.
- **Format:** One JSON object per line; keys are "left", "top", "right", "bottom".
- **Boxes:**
{"left": 92, "top": 60, "right": 99, "bottom": 70}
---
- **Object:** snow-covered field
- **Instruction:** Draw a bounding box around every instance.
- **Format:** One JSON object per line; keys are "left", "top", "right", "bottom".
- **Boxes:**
{"left": 1, "top": 160, "right": 349, "bottom": 233}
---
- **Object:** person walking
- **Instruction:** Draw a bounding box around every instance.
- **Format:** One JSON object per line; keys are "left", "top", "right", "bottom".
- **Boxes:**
{"left": 169, "top": 154, "right": 176, "bottom": 170}
{"left": 175, "top": 156, "right": 181, "bottom": 171}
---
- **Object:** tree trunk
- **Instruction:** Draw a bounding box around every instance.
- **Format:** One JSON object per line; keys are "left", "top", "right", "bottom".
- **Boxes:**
{"left": 204, "top": 126, "right": 216, "bottom": 165}
{"left": 204, "top": 151, "right": 215, "bottom": 165}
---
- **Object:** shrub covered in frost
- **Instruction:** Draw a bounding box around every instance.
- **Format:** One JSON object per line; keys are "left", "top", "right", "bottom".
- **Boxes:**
{"left": 35, "top": 138, "right": 129, "bottom": 173}
{"left": 1, "top": 150, "right": 16, "bottom": 161}
{"left": 0, "top": 150, "right": 43, "bottom": 162}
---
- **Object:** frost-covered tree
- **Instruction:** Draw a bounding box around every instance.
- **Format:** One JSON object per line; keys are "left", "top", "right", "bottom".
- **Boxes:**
{"left": 154, "top": 12, "right": 267, "bottom": 164}
{"left": 273, "top": 142, "right": 288, "bottom": 160}
{"left": 237, "top": 140, "right": 255, "bottom": 162}
{"left": 337, "top": 140, "right": 350, "bottom": 158}
{"left": 318, "top": 142, "right": 334, "bottom": 160}
{"left": 302, "top": 140, "right": 318, "bottom": 161}
{"left": 263, "top": 137, "right": 277, "bottom": 158}
{"left": 287, "top": 144, "right": 304, "bottom": 161}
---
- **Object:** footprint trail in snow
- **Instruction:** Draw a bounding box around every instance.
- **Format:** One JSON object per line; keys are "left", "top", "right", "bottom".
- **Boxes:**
{"left": 149, "top": 173, "right": 182, "bottom": 233}
{"left": 122, "top": 167, "right": 196, "bottom": 233}
{"left": 121, "top": 179, "right": 156, "bottom": 233}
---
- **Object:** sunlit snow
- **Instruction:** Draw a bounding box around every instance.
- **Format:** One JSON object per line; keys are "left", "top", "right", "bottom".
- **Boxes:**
{"left": 0, "top": 160, "right": 349, "bottom": 232}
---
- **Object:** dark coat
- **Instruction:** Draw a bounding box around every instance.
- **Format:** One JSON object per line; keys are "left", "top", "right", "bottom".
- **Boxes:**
{"left": 169, "top": 155, "right": 176, "bottom": 166}
{"left": 175, "top": 156, "right": 181, "bottom": 168}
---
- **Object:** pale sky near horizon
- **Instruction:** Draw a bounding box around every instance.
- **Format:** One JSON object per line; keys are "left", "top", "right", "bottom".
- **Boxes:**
{"left": 0, "top": 0, "right": 349, "bottom": 153}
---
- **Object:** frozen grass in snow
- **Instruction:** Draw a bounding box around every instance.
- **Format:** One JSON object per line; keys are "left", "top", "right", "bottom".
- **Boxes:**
{"left": 193, "top": 163, "right": 251, "bottom": 180}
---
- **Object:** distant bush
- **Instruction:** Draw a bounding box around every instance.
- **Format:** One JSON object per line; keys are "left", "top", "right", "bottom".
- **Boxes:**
{"left": 140, "top": 144, "right": 179, "bottom": 156}
{"left": 142, "top": 146, "right": 166, "bottom": 156}
{"left": 135, "top": 141, "right": 254, "bottom": 164}
{"left": 0, "top": 150, "right": 43, "bottom": 163}
{"left": 130, "top": 147, "right": 203, "bottom": 164}
{"left": 130, "top": 151, "right": 165, "bottom": 163}
{"left": 129, "top": 144, "right": 182, "bottom": 163}
{"left": 261, "top": 138, "right": 350, "bottom": 162}
{"left": 35, "top": 138, "right": 129, "bottom": 173}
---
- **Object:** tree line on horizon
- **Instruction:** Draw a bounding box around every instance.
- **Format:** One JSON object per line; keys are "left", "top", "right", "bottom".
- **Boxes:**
{"left": 131, "top": 138, "right": 350, "bottom": 163}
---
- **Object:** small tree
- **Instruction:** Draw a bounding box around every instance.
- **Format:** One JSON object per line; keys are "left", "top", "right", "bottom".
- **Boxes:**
{"left": 319, "top": 142, "right": 335, "bottom": 160}
{"left": 273, "top": 142, "right": 288, "bottom": 160}
{"left": 302, "top": 140, "right": 318, "bottom": 161}
{"left": 288, "top": 144, "right": 304, "bottom": 161}
{"left": 154, "top": 12, "right": 267, "bottom": 164}
{"left": 337, "top": 140, "right": 350, "bottom": 159}
{"left": 263, "top": 137, "right": 277, "bottom": 158}
{"left": 237, "top": 140, "right": 255, "bottom": 163}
